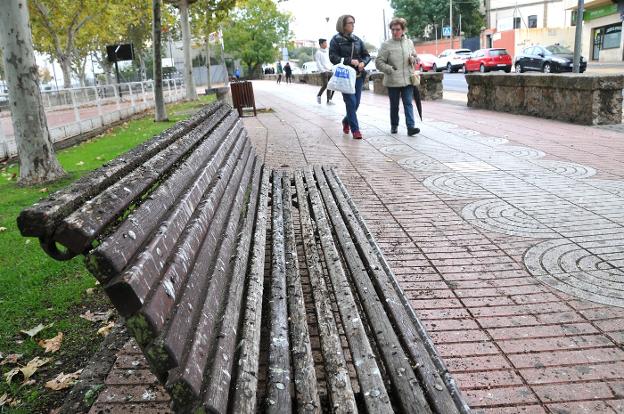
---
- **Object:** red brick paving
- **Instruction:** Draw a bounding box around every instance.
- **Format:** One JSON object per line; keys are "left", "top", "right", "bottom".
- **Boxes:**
{"left": 90, "top": 80, "right": 624, "bottom": 413}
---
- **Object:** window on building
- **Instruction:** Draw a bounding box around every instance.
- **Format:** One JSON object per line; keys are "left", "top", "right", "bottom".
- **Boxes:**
{"left": 528, "top": 15, "right": 538, "bottom": 28}
{"left": 571, "top": 11, "right": 577, "bottom": 26}
{"left": 514, "top": 17, "right": 521, "bottom": 29}
{"left": 602, "top": 24, "right": 622, "bottom": 49}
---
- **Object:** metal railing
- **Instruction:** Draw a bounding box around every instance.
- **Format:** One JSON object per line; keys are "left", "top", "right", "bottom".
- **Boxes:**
{"left": 0, "top": 78, "right": 185, "bottom": 159}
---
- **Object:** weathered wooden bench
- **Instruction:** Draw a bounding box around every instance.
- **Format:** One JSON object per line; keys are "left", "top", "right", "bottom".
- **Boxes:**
{"left": 18, "top": 101, "right": 468, "bottom": 413}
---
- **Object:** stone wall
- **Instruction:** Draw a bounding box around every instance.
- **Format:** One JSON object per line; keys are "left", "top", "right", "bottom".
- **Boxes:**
{"left": 466, "top": 73, "right": 624, "bottom": 125}
{"left": 369, "top": 72, "right": 444, "bottom": 101}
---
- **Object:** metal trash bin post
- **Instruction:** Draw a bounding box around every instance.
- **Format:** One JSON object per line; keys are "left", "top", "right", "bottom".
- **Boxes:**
{"left": 230, "top": 81, "right": 257, "bottom": 117}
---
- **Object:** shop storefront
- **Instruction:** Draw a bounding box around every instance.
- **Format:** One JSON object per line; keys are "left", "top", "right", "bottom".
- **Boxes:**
{"left": 573, "top": 0, "right": 624, "bottom": 62}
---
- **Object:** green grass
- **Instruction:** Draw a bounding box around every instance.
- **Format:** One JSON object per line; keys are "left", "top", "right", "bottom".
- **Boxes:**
{"left": 0, "top": 95, "right": 215, "bottom": 413}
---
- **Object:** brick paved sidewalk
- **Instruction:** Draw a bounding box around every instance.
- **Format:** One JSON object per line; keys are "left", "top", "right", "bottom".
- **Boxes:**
{"left": 90, "top": 81, "right": 624, "bottom": 413}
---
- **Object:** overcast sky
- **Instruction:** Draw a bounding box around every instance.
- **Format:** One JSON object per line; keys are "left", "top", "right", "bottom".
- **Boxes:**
{"left": 277, "top": 0, "right": 395, "bottom": 47}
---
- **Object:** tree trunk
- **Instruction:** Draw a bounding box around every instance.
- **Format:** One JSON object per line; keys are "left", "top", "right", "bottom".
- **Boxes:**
{"left": 59, "top": 55, "right": 72, "bottom": 88}
{"left": 179, "top": 0, "right": 197, "bottom": 100}
{"left": 138, "top": 53, "right": 146, "bottom": 81}
{"left": 0, "top": 0, "right": 65, "bottom": 185}
{"left": 152, "top": 0, "right": 168, "bottom": 121}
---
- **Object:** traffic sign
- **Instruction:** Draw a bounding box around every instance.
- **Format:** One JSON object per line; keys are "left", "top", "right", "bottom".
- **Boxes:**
{"left": 442, "top": 26, "right": 451, "bottom": 37}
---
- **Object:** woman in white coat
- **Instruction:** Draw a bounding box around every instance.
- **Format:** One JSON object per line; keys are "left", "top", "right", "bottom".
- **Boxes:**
{"left": 375, "top": 18, "right": 420, "bottom": 136}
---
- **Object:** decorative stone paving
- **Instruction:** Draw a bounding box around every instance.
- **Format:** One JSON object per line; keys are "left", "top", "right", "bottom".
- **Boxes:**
{"left": 525, "top": 239, "right": 624, "bottom": 307}
{"left": 365, "top": 136, "right": 399, "bottom": 147}
{"left": 533, "top": 160, "right": 597, "bottom": 179}
{"left": 468, "top": 136, "right": 509, "bottom": 146}
{"left": 497, "top": 146, "right": 546, "bottom": 159}
{"left": 463, "top": 199, "right": 558, "bottom": 239}
{"left": 398, "top": 156, "right": 451, "bottom": 172}
{"left": 589, "top": 180, "right": 624, "bottom": 198}
{"left": 379, "top": 144, "right": 419, "bottom": 156}
{"left": 423, "top": 173, "right": 492, "bottom": 198}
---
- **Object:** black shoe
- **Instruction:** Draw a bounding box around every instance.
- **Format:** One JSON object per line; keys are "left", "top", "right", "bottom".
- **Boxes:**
{"left": 391, "top": 126, "right": 398, "bottom": 134}
{"left": 407, "top": 127, "right": 420, "bottom": 136}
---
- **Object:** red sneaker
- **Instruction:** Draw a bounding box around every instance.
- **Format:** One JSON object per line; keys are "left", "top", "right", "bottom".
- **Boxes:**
{"left": 342, "top": 120, "right": 350, "bottom": 134}
{"left": 352, "top": 130, "right": 362, "bottom": 139}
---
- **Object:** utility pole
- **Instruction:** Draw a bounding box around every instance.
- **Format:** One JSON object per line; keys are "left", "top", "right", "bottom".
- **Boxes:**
{"left": 450, "top": 0, "right": 453, "bottom": 49}
{"left": 383, "top": 9, "right": 387, "bottom": 41}
{"left": 573, "top": 0, "right": 584, "bottom": 73}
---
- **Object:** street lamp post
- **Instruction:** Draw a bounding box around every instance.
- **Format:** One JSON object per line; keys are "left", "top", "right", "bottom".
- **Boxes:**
{"left": 573, "top": 0, "right": 584, "bottom": 73}
{"left": 450, "top": 0, "right": 453, "bottom": 49}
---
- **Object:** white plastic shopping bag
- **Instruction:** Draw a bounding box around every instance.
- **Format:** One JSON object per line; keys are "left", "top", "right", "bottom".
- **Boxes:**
{"left": 328, "top": 63, "right": 356, "bottom": 94}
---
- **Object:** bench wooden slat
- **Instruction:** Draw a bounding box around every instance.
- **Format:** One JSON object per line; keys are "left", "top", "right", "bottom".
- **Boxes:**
{"left": 53, "top": 106, "right": 234, "bottom": 255}
{"left": 231, "top": 169, "right": 271, "bottom": 413}
{"left": 281, "top": 173, "right": 321, "bottom": 413}
{"left": 266, "top": 170, "right": 293, "bottom": 413}
{"left": 303, "top": 168, "right": 394, "bottom": 414}
{"left": 87, "top": 119, "right": 244, "bottom": 281}
{"left": 314, "top": 166, "right": 432, "bottom": 414}
{"left": 293, "top": 171, "right": 358, "bottom": 414}
{"left": 17, "top": 103, "right": 223, "bottom": 241}
{"left": 102, "top": 132, "right": 249, "bottom": 319}
{"left": 201, "top": 158, "right": 264, "bottom": 413}
{"left": 18, "top": 102, "right": 472, "bottom": 413}
{"left": 325, "top": 166, "right": 469, "bottom": 414}
{"left": 157, "top": 145, "right": 255, "bottom": 377}
{"left": 165, "top": 148, "right": 257, "bottom": 409}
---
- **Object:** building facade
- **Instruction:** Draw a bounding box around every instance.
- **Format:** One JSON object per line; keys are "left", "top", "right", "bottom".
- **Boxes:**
{"left": 570, "top": 0, "right": 624, "bottom": 62}
{"left": 483, "top": 0, "right": 623, "bottom": 62}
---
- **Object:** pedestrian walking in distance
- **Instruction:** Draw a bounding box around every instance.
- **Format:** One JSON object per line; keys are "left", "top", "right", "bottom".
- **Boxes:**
{"left": 276, "top": 61, "right": 283, "bottom": 84}
{"left": 315, "top": 38, "right": 335, "bottom": 105}
{"left": 375, "top": 17, "right": 420, "bottom": 136}
{"left": 284, "top": 62, "right": 293, "bottom": 84}
{"left": 329, "top": 14, "right": 371, "bottom": 140}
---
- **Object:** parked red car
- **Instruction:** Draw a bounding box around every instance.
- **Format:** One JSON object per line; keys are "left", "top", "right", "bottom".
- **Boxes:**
{"left": 414, "top": 54, "right": 437, "bottom": 72}
{"left": 464, "top": 48, "right": 512, "bottom": 73}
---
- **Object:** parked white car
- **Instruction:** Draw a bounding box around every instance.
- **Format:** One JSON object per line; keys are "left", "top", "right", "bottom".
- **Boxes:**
{"left": 301, "top": 61, "right": 318, "bottom": 74}
{"left": 433, "top": 49, "right": 472, "bottom": 73}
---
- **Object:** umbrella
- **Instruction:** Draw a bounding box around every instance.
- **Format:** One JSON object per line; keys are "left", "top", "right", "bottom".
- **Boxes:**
{"left": 413, "top": 86, "right": 423, "bottom": 121}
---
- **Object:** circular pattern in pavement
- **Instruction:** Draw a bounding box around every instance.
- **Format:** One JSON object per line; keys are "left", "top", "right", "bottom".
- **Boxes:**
{"left": 462, "top": 199, "right": 557, "bottom": 238}
{"left": 525, "top": 239, "right": 624, "bottom": 307}
{"left": 398, "top": 157, "right": 452, "bottom": 173}
{"left": 423, "top": 173, "right": 491, "bottom": 198}
{"left": 534, "top": 160, "right": 597, "bottom": 179}
{"left": 427, "top": 121, "right": 459, "bottom": 130}
{"left": 452, "top": 128, "right": 481, "bottom": 137}
{"left": 470, "top": 136, "right": 509, "bottom": 146}
{"left": 379, "top": 144, "right": 418, "bottom": 156}
{"left": 498, "top": 146, "right": 546, "bottom": 159}
{"left": 366, "top": 136, "right": 400, "bottom": 147}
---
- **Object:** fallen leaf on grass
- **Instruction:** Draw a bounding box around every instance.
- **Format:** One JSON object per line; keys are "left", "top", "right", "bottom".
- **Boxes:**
{"left": 0, "top": 354, "right": 23, "bottom": 365}
{"left": 0, "top": 227, "right": 7, "bottom": 232}
{"left": 20, "top": 323, "right": 54, "bottom": 338}
{"left": 44, "top": 369, "right": 82, "bottom": 391}
{"left": 4, "top": 368, "right": 21, "bottom": 384}
{"left": 0, "top": 393, "right": 21, "bottom": 407}
{"left": 80, "top": 310, "right": 113, "bottom": 323}
{"left": 19, "top": 357, "right": 51, "bottom": 381}
{"left": 97, "top": 322, "right": 115, "bottom": 337}
{"left": 38, "top": 332, "right": 63, "bottom": 353}
{"left": 39, "top": 187, "right": 48, "bottom": 193}
{"left": 76, "top": 161, "right": 85, "bottom": 166}
{"left": 85, "top": 288, "right": 95, "bottom": 295}
{"left": 3, "top": 357, "right": 51, "bottom": 384}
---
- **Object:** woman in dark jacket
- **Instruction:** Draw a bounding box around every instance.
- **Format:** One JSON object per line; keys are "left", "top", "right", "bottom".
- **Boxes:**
{"left": 329, "top": 14, "right": 370, "bottom": 139}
